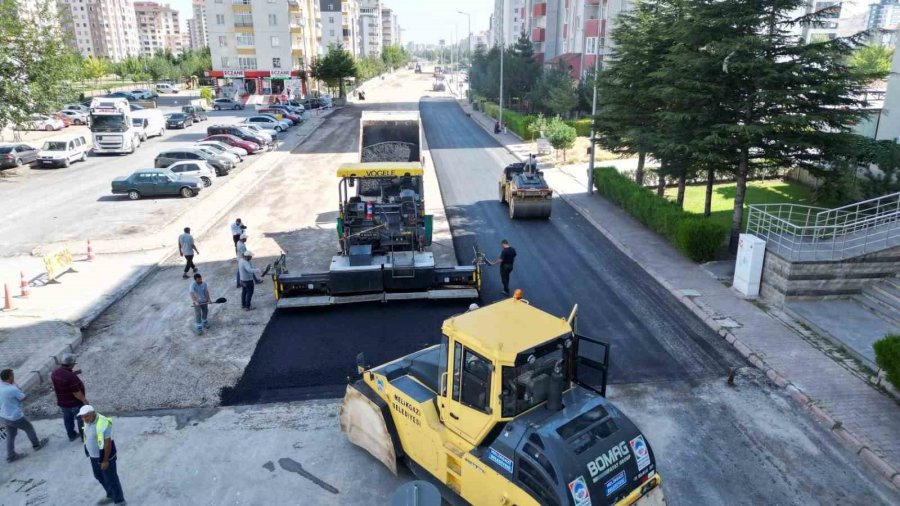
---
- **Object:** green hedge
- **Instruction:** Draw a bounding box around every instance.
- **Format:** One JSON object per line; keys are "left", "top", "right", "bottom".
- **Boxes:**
{"left": 471, "top": 94, "right": 589, "bottom": 139}
{"left": 593, "top": 168, "right": 727, "bottom": 262}
{"left": 564, "top": 119, "right": 592, "bottom": 137}
{"left": 874, "top": 334, "right": 900, "bottom": 390}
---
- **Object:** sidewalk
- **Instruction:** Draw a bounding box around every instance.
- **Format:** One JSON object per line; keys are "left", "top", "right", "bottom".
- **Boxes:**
{"left": 0, "top": 109, "right": 338, "bottom": 396}
{"left": 459, "top": 99, "right": 900, "bottom": 489}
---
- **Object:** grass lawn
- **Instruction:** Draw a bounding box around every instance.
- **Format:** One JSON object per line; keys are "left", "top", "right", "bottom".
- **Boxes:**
{"left": 664, "top": 179, "right": 826, "bottom": 229}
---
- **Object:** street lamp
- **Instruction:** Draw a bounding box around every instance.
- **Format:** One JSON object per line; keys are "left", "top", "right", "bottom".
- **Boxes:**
{"left": 586, "top": 43, "right": 600, "bottom": 194}
{"left": 498, "top": 8, "right": 504, "bottom": 131}
{"left": 457, "top": 11, "right": 471, "bottom": 64}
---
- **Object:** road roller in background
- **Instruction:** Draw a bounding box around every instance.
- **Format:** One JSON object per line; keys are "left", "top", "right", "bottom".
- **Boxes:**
{"left": 499, "top": 154, "right": 553, "bottom": 219}
{"left": 340, "top": 295, "right": 665, "bottom": 506}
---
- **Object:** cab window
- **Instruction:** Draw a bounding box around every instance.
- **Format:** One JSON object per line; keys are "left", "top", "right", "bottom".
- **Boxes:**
{"left": 456, "top": 348, "right": 492, "bottom": 413}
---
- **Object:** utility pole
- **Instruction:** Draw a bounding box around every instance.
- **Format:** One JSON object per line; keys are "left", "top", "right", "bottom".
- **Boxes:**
{"left": 498, "top": 6, "right": 504, "bottom": 131}
{"left": 586, "top": 42, "right": 601, "bottom": 194}
{"left": 457, "top": 11, "right": 471, "bottom": 62}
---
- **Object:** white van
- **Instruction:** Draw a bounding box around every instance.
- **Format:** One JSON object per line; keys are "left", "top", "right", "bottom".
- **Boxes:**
{"left": 156, "top": 83, "right": 179, "bottom": 94}
{"left": 37, "top": 135, "right": 90, "bottom": 168}
{"left": 131, "top": 109, "right": 166, "bottom": 140}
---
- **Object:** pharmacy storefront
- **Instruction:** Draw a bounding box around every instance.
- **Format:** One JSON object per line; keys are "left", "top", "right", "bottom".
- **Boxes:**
{"left": 209, "top": 70, "right": 307, "bottom": 100}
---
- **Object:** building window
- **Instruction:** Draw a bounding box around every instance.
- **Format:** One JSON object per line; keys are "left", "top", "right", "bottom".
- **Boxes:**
{"left": 271, "top": 36, "right": 280, "bottom": 47}
{"left": 585, "top": 36, "right": 597, "bottom": 55}
{"left": 221, "top": 56, "right": 231, "bottom": 68}
{"left": 329, "top": 16, "right": 334, "bottom": 23}
{"left": 238, "top": 57, "right": 257, "bottom": 69}
{"left": 329, "top": 29, "right": 335, "bottom": 36}
{"left": 218, "top": 35, "right": 228, "bottom": 47}
{"left": 235, "top": 13, "right": 253, "bottom": 27}
{"left": 272, "top": 57, "right": 281, "bottom": 68}
{"left": 268, "top": 13, "right": 277, "bottom": 25}
{"left": 216, "top": 14, "right": 224, "bottom": 25}
{"left": 236, "top": 33, "right": 255, "bottom": 46}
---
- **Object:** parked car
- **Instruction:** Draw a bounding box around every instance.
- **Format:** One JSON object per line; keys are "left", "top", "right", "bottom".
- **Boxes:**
{"left": 194, "top": 144, "right": 240, "bottom": 165}
{"left": 202, "top": 134, "right": 261, "bottom": 154}
{"left": 195, "top": 140, "right": 248, "bottom": 159}
{"left": 167, "top": 160, "right": 217, "bottom": 187}
{"left": 54, "top": 112, "right": 73, "bottom": 127}
{"left": 258, "top": 107, "right": 301, "bottom": 125}
{"left": 155, "top": 83, "right": 179, "bottom": 94}
{"left": 154, "top": 147, "right": 234, "bottom": 176}
{"left": 166, "top": 113, "right": 194, "bottom": 129}
{"left": 64, "top": 103, "right": 89, "bottom": 114}
{"left": 212, "top": 98, "right": 244, "bottom": 111}
{"left": 111, "top": 169, "right": 201, "bottom": 200}
{"left": 37, "top": 135, "right": 90, "bottom": 168}
{"left": 206, "top": 125, "right": 270, "bottom": 149}
{"left": 131, "top": 89, "right": 157, "bottom": 100}
{"left": 22, "top": 114, "right": 64, "bottom": 131}
{"left": 59, "top": 109, "right": 88, "bottom": 125}
{"left": 269, "top": 104, "right": 304, "bottom": 115}
{"left": 0, "top": 144, "right": 39, "bottom": 168}
{"left": 241, "top": 123, "right": 276, "bottom": 143}
{"left": 244, "top": 115, "right": 288, "bottom": 132}
{"left": 182, "top": 105, "right": 209, "bottom": 122}
{"left": 106, "top": 91, "right": 140, "bottom": 101}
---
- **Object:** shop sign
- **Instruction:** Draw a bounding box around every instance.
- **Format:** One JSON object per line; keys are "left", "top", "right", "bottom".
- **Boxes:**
{"left": 223, "top": 70, "right": 245, "bottom": 78}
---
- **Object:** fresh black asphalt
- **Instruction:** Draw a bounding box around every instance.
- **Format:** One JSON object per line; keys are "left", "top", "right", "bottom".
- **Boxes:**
{"left": 222, "top": 98, "right": 744, "bottom": 405}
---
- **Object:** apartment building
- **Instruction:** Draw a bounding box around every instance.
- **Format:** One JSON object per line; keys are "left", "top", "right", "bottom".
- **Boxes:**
{"left": 134, "top": 2, "right": 183, "bottom": 56}
{"left": 58, "top": 0, "right": 141, "bottom": 61}
{"left": 491, "top": 0, "right": 529, "bottom": 46}
{"left": 359, "top": 0, "right": 381, "bottom": 57}
{"left": 381, "top": 7, "right": 397, "bottom": 48}
{"left": 319, "top": 0, "right": 361, "bottom": 56}
{"left": 189, "top": 0, "right": 209, "bottom": 48}
{"left": 206, "top": 0, "right": 320, "bottom": 98}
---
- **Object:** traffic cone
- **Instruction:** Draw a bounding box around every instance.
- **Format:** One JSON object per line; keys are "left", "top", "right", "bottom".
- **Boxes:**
{"left": 87, "top": 239, "right": 95, "bottom": 262}
{"left": 19, "top": 271, "right": 29, "bottom": 298}
{"left": 3, "top": 283, "right": 13, "bottom": 310}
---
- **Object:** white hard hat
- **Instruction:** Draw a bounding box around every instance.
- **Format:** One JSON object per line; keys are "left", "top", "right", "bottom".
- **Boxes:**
{"left": 468, "top": 303, "right": 479, "bottom": 311}
{"left": 77, "top": 405, "right": 95, "bottom": 417}
{"left": 243, "top": 250, "right": 254, "bottom": 257}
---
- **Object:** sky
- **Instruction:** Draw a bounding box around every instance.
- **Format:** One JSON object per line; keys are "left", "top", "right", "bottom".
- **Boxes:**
{"left": 165, "top": 0, "right": 493, "bottom": 45}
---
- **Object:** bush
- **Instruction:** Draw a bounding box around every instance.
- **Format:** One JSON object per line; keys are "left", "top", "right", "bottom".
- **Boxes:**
{"left": 472, "top": 94, "right": 590, "bottom": 139}
{"left": 593, "top": 168, "right": 727, "bottom": 262}
{"left": 564, "top": 119, "right": 592, "bottom": 137}
{"left": 874, "top": 334, "right": 900, "bottom": 390}
{"left": 199, "top": 87, "right": 213, "bottom": 103}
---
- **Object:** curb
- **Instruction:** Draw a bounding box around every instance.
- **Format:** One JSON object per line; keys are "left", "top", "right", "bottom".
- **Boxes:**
{"left": 459, "top": 100, "right": 900, "bottom": 490}
{"left": 15, "top": 111, "right": 336, "bottom": 396}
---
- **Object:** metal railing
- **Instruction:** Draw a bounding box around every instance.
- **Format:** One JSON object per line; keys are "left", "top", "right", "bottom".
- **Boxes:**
{"left": 746, "top": 191, "right": 900, "bottom": 261}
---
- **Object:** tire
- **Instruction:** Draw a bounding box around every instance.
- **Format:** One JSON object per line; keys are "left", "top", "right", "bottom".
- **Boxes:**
{"left": 62, "top": 157, "right": 70, "bottom": 168}
{"left": 509, "top": 198, "right": 517, "bottom": 219}
{"left": 79, "top": 152, "right": 86, "bottom": 162}
{"left": 499, "top": 183, "right": 507, "bottom": 204}
{"left": 13, "top": 158, "right": 21, "bottom": 167}
{"left": 275, "top": 126, "right": 283, "bottom": 132}
{"left": 160, "top": 128, "right": 166, "bottom": 136}
{"left": 200, "top": 177, "right": 211, "bottom": 187}
{"left": 127, "top": 190, "right": 141, "bottom": 200}
{"left": 45, "top": 125, "right": 53, "bottom": 131}
{"left": 234, "top": 105, "right": 241, "bottom": 110}
{"left": 214, "top": 106, "right": 221, "bottom": 111}
{"left": 180, "top": 187, "right": 195, "bottom": 198}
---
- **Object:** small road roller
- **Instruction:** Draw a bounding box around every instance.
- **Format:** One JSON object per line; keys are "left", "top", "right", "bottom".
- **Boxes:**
{"left": 499, "top": 155, "right": 553, "bottom": 219}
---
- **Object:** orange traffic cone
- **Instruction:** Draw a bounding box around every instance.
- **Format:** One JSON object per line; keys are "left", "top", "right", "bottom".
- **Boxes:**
{"left": 3, "top": 283, "right": 13, "bottom": 310}
{"left": 87, "top": 239, "right": 95, "bottom": 262}
{"left": 19, "top": 271, "right": 29, "bottom": 298}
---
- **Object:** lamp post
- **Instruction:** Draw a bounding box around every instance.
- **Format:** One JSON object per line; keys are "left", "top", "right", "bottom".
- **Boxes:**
{"left": 498, "top": 7, "right": 504, "bottom": 131}
{"left": 586, "top": 43, "right": 600, "bottom": 194}
{"left": 457, "top": 11, "right": 471, "bottom": 63}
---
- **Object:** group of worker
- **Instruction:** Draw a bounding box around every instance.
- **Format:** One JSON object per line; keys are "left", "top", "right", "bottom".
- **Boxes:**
{"left": 1, "top": 357, "right": 125, "bottom": 504}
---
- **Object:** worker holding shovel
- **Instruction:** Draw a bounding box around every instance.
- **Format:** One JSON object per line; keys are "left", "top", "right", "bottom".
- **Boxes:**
{"left": 190, "top": 273, "right": 212, "bottom": 335}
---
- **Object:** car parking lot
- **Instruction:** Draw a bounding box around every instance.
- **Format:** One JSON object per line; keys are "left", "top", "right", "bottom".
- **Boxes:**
{"left": 0, "top": 104, "right": 305, "bottom": 256}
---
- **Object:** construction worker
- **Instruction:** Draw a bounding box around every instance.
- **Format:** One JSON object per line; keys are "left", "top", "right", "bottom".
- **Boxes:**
{"left": 78, "top": 405, "right": 125, "bottom": 505}
{"left": 239, "top": 250, "right": 257, "bottom": 310}
{"left": 235, "top": 233, "right": 248, "bottom": 288}
{"left": 0, "top": 369, "right": 48, "bottom": 462}
{"left": 190, "top": 273, "right": 212, "bottom": 335}
{"left": 51, "top": 353, "right": 87, "bottom": 441}
{"left": 496, "top": 239, "right": 517, "bottom": 295}
{"left": 230, "top": 218, "right": 246, "bottom": 246}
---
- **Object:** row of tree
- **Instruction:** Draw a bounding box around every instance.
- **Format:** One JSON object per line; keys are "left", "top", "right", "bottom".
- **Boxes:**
{"left": 80, "top": 49, "right": 212, "bottom": 87}
{"left": 311, "top": 44, "right": 411, "bottom": 97}
{"left": 594, "top": 0, "right": 889, "bottom": 250}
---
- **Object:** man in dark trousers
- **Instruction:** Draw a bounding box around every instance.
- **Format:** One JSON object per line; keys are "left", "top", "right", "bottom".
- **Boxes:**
{"left": 79, "top": 405, "right": 125, "bottom": 505}
{"left": 51, "top": 353, "right": 87, "bottom": 441}
{"left": 496, "top": 239, "right": 517, "bottom": 295}
{"left": 178, "top": 227, "right": 200, "bottom": 279}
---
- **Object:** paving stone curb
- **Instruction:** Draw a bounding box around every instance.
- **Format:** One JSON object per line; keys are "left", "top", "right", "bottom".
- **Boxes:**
{"left": 457, "top": 99, "right": 900, "bottom": 490}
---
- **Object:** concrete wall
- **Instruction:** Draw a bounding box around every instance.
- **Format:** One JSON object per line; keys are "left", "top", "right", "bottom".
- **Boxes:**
{"left": 760, "top": 245, "right": 900, "bottom": 305}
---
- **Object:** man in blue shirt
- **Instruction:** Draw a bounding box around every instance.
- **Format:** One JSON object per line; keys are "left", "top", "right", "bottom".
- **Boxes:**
{"left": 0, "top": 369, "right": 48, "bottom": 462}
{"left": 190, "top": 273, "right": 212, "bottom": 335}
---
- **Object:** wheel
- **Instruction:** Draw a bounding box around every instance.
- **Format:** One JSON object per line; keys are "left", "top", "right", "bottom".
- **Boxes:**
{"left": 509, "top": 198, "right": 517, "bottom": 219}
{"left": 234, "top": 105, "right": 241, "bottom": 110}
{"left": 45, "top": 125, "right": 53, "bottom": 131}
{"left": 499, "top": 183, "right": 507, "bottom": 204}
{"left": 200, "top": 177, "right": 211, "bottom": 187}
{"left": 13, "top": 158, "right": 21, "bottom": 167}
{"left": 275, "top": 126, "right": 283, "bottom": 132}
{"left": 79, "top": 152, "right": 86, "bottom": 162}
{"left": 180, "top": 187, "right": 194, "bottom": 198}
{"left": 62, "top": 157, "right": 70, "bottom": 168}
{"left": 214, "top": 106, "right": 221, "bottom": 111}
{"left": 127, "top": 190, "right": 141, "bottom": 200}
{"left": 161, "top": 128, "right": 166, "bottom": 135}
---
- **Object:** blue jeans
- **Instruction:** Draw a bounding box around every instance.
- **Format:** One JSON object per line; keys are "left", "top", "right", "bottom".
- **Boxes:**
{"left": 90, "top": 456, "right": 125, "bottom": 503}
{"left": 61, "top": 405, "right": 84, "bottom": 440}
{"left": 241, "top": 280, "right": 254, "bottom": 308}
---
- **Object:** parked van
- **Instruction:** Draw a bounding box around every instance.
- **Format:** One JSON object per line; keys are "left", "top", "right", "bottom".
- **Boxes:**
{"left": 156, "top": 83, "right": 179, "bottom": 94}
{"left": 132, "top": 109, "right": 166, "bottom": 140}
{"left": 37, "top": 135, "right": 90, "bottom": 168}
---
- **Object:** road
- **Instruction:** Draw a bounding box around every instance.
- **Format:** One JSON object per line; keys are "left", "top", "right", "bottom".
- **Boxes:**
{"left": 0, "top": 100, "right": 253, "bottom": 257}
{"left": 221, "top": 74, "right": 898, "bottom": 503}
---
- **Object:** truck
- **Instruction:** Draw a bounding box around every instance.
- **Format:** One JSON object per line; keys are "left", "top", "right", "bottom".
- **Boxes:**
{"left": 341, "top": 295, "right": 665, "bottom": 506}
{"left": 88, "top": 97, "right": 142, "bottom": 154}
{"left": 272, "top": 111, "right": 481, "bottom": 308}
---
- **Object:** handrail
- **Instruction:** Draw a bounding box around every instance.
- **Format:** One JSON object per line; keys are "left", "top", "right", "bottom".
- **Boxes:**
{"left": 815, "top": 190, "right": 900, "bottom": 218}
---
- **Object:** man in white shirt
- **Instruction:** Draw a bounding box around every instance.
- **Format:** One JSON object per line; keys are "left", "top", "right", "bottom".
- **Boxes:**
{"left": 230, "top": 218, "right": 246, "bottom": 246}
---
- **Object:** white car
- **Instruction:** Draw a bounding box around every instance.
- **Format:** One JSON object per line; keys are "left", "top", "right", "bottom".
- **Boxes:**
{"left": 23, "top": 114, "right": 65, "bottom": 131}
{"left": 155, "top": 83, "right": 179, "bottom": 94}
{"left": 194, "top": 145, "right": 241, "bottom": 165}
{"left": 241, "top": 123, "right": 276, "bottom": 142}
{"left": 166, "top": 160, "right": 217, "bottom": 187}
{"left": 58, "top": 110, "right": 88, "bottom": 125}
{"left": 37, "top": 135, "right": 90, "bottom": 168}
{"left": 244, "top": 115, "right": 288, "bottom": 132}
{"left": 195, "top": 140, "right": 247, "bottom": 160}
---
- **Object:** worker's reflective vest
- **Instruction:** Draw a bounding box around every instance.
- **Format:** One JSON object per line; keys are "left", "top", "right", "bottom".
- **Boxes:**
{"left": 83, "top": 415, "right": 113, "bottom": 450}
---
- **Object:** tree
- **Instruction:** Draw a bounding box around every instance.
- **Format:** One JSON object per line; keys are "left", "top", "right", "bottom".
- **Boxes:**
{"left": 311, "top": 44, "right": 357, "bottom": 97}
{"left": 545, "top": 117, "right": 577, "bottom": 162}
{"left": 83, "top": 56, "right": 108, "bottom": 86}
{"left": 505, "top": 33, "right": 541, "bottom": 107}
{"left": 382, "top": 45, "right": 407, "bottom": 70}
{"left": 529, "top": 62, "right": 577, "bottom": 117}
{"left": 849, "top": 44, "right": 893, "bottom": 80}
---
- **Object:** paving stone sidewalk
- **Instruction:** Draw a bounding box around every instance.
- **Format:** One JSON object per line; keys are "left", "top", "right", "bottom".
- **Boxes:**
{"left": 459, "top": 99, "right": 900, "bottom": 489}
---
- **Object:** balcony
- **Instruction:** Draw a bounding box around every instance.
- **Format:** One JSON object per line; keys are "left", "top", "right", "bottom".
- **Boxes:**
{"left": 585, "top": 19, "right": 600, "bottom": 37}
{"left": 232, "top": 0, "right": 251, "bottom": 12}
{"left": 586, "top": 0, "right": 600, "bottom": 4}
{"left": 533, "top": 3, "right": 546, "bottom": 16}
{"left": 288, "top": 0, "right": 299, "bottom": 11}
{"left": 532, "top": 27, "right": 545, "bottom": 42}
